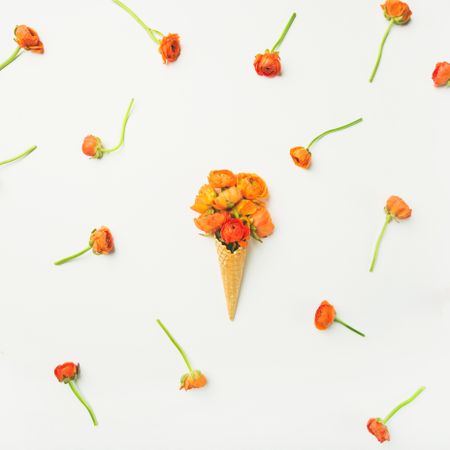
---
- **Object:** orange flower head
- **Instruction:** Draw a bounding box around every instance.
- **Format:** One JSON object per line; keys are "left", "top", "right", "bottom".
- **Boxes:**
{"left": 213, "top": 186, "right": 242, "bottom": 210}
{"left": 194, "top": 211, "right": 228, "bottom": 234}
{"left": 90, "top": 226, "right": 114, "bottom": 255}
{"left": 237, "top": 173, "right": 268, "bottom": 200}
{"left": 290, "top": 147, "right": 312, "bottom": 169}
{"left": 254, "top": 51, "right": 282, "bottom": 77}
{"left": 251, "top": 207, "right": 275, "bottom": 238}
{"left": 191, "top": 184, "right": 217, "bottom": 213}
{"left": 235, "top": 199, "right": 259, "bottom": 216}
{"left": 159, "top": 34, "right": 181, "bottom": 64}
{"left": 208, "top": 170, "right": 237, "bottom": 189}
{"left": 314, "top": 300, "right": 336, "bottom": 330}
{"left": 381, "top": 0, "right": 412, "bottom": 24}
{"left": 220, "top": 218, "right": 250, "bottom": 246}
{"left": 14, "top": 25, "right": 44, "bottom": 53}
{"left": 367, "top": 418, "right": 390, "bottom": 443}
{"left": 432, "top": 62, "right": 450, "bottom": 87}
{"left": 180, "top": 370, "right": 207, "bottom": 391}
{"left": 386, "top": 195, "right": 412, "bottom": 220}
{"left": 82, "top": 135, "right": 103, "bottom": 159}
{"left": 54, "top": 362, "right": 78, "bottom": 383}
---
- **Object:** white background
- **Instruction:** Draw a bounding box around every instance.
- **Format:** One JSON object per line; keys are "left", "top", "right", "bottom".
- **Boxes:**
{"left": 0, "top": 0, "right": 448, "bottom": 449}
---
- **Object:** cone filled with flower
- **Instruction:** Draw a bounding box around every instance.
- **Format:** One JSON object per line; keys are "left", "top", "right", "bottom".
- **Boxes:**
{"left": 191, "top": 170, "right": 274, "bottom": 320}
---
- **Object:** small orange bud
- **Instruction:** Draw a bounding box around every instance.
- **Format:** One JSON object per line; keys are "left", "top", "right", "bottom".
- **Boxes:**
{"left": 367, "top": 418, "right": 390, "bottom": 443}
{"left": 82, "top": 135, "right": 103, "bottom": 159}
{"left": 14, "top": 25, "right": 44, "bottom": 53}
{"left": 254, "top": 51, "right": 281, "bottom": 77}
{"left": 54, "top": 362, "right": 78, "bottom": 383}
{"left": 290, "top": 147, "right": 312, "bottom": 169}
{"left": 386, "top": 195, "right": 412, "bottom": 220}
{"left": 159, "top": 34, "right": 181, "bottom": 64}
{"left": 90, "top": 226, "right": 114, "bottom": 255}
{"left": 180, "top": 370, "right": 207, "bottom": 391}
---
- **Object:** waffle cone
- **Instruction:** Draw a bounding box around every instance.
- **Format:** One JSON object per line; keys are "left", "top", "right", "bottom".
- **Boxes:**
{"left": 215, "top": 239, "right": 247, "bottom": 321}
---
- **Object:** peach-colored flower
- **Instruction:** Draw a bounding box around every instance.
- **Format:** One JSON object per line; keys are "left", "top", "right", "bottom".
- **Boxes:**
{"left": 381, "top": 0, "right": 412, "bottom": 24}
{"left": 90, "top": 226, "right": 114, "bottom": 255}
{"left": 213, "top": 186, "right": 242, "bottom": 210}
{"left": 367, "top": 418, "right": 390, "bottom": 443}
{"left": 386, "top": 195, "right": 411, "bottom": 220}
{"left": 235, "top": 199, "right": 259, "bottom": 216}
{"left": 194, "top": 211, "right": 228, "bottom": 234}
{"left": 251, "top": 207, "right": 275, "bottom": 238}
{"left": 254, "top": 51, "right": 281, "bottom": 77}
{"left": 432, "top": 62, "right": 450, "bottom": 87}
{"left": 290, "top": 147, "right": 312, "bottom": 169}
{"left": 208, "top": 170, "right": 237, "bottom": 189}
{"left": 180, "top": 370, "right": 207, "bottom": 391}
{"left": 237, "top": 173, "right": 268, "bottom": 200}
{"left": 191, "top": 184, "right": 217, "bottom": 213}
{"left": 14, "top": 25, "right": 44, "bottom": 53}
{"left": 159, "top": 33, "right": 181, "bottom": 64}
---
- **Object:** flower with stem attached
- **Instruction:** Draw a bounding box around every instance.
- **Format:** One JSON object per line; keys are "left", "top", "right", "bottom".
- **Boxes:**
{"left": 54, "top": 362, "right": 98, "bottom": 426}
{"left": 315, "top": 300, "right": 365, "bottom": 337}
{"left": 82, "top": 98, "right": 134, "bottom": 159}
{"left": 254, "top": 12, "right": 296, "bottom": 77}
{"left": 290, "top": 118, "right": 363, "bottom": 169}
{"left": 156, "top": 319, "right": 207, "bottom": 391}
{"left": 112, "top": 0, "right": 180, "bottom": 64}
{"left": 0, "top": 25, "right": 44, "bottom": 72}
{"left": 367, "top": 386, "right": 425, "bottom": 443}
{"left": 369, "top": 195, "right": 411, "bottom": 272}
{"left": 54, "top": 226, "right": 114, "bottom": 266}
{"left": 369, "top": 0, "right": 412, "bottom": 83}
{"left": 0, "top": 145, "right": 37, "bottom": 167}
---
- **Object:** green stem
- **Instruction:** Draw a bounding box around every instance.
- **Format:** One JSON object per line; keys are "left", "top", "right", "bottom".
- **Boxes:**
{"left": 112, "top": 0, "right": 160, "bottom": 45}
{"left": 68, "top": 380, "right": 98, "bottom": 426}
{"left": 334, "top": 317, "right": 365, "bottom": 337}
{"left": 0, "top": 145, "right": 37, "bottom": 166}
{"left": 54, "top": 245, "right": 92, "bottom": 266}
{"left": 369, "top": 18, "right": 394, "bottom": 83}
{"left": 102, "top": 98, "right": 134, "bottom": 153}
{"left": 307, "top": 118, "right": 363, "bottom": 150}
{"left": 156, "top": 319, "right": 193, "bottom": 373}
{"left": 271, "top": 12, "right": 296, "bottom": 52}
{"left": 382, "top": 387, "right": 425, "bottom": 424}
{"left": 369, "top": 213, "right": 392, "bottom": 272}
{"left": 0, "top": 46, "right": 23, "bottom": 72}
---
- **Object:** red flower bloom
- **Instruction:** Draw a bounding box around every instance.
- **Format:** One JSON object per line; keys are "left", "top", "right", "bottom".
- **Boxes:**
{"left": 432, "top": 61, "right": 450, "bottom": 87}
{"left": 254, "top": 51, "right": 281, "bottom": 77}
{"left": 220, "top": 218, "right": 250, "bottom": 246}
{"left": 367, "top": 418, "right": 390, "bottom": 443}
{"left": 314, "top": 301, "right": 336, "bottom": 330}
{"left": 159, "top": 33, "right": 181, "bottom": 64}
{"left": 54, "top": 362, "right": 78, "bottom": 383}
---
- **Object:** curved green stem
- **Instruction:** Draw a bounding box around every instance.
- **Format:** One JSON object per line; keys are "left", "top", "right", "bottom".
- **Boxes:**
{"left": 369, "top": 19, "right": 394, "bottom": 83}
{"left": 0, "top": 145, "right": 37, "bottom": 166}
{"left": 102, "top": 98, "right": 134, "bottom": 153}
{"left": 271, "top": 12, "right": 296, "bottom": 52}
{"left": 307, "top": 118, "right": 363, "bottom": 150}
{"left": 68, "top": 380, "right": 98, "bottom": 426}
{"left": 54, "top": 245, "right": 92, "bottom": 266}
{"left": 112, "top": 0, "right": 160, "bottom": 45}
{"left": 382, "top": 386, "right": 425, "bottom": 424}
{"left": 157, "top": 319, "right": 193, "bottom": 373}
{"left": 369, "top": 213, "right": 392, "bottom": 272}
{"left": 334, "top": 317, "right": 365, "bottom": 337}
{"left": 0, "top": 46, "right": 23, "bottom": 72}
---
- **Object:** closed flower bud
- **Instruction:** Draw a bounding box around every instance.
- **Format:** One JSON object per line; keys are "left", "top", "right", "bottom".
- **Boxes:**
{"left": 82, "top": 135, "right": 103, "bottom": 159}
{"left": 290, "top": 147, "right": 312, "bottom": 169}
{"left": 432, "top": 61, "right": 450, "bottom": 87}
{"left": 386, "top": 195, "right": 412, "bottom": 220}
{"left": 14, "top": 25, "right": 44, "bottom": 53}
{"left": 367, "top": 418, "right": 390, "bottom": 443}
{"left": 180, "top": 370, "right": 207, "bottom": 391}
{"left": 54, "top": 362, "right": 78, "bottom": 383}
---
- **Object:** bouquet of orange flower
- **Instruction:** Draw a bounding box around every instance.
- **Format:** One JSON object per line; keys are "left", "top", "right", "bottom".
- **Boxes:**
{"left": 192, "top": 170, "right": 274, "bottom": 320}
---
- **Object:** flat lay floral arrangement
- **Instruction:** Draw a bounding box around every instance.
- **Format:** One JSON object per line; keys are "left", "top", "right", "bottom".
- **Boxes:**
{"left": 0, "top": 0, "right": 448, "bottom": 448}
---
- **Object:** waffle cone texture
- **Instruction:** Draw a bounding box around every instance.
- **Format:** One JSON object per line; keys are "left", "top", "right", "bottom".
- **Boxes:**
{"left": 215, "top": 239, "right": 247, "bottom": 320}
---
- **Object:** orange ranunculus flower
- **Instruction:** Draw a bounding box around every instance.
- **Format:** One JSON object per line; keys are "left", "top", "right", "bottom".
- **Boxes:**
{"left": 208, "top": 170, "right": 237, "bottom": 189}
{"left": 381, "top": 0, "right": 412, "bottom": 24}
{"left": 159, "top": 33, "right": 181, "bottom": 64}
{"left": 82, "top": 135, "right": 103, "bottom": 159}
{"left": 237, "top": 173, "right": 268, "bottom": 200}
{"left": 432, "top": 62, "right": 450, "bottom": 87}
{"left": 213, "top": 186, "right": 242, "bottom": 210}
{"left": 220, "top": 218, "right": 250, "bottom": 246}
{"left": 386, "top": 195, "right": 412, "bottom": 220}
{"left": 314, "top": 301, "right": 336, "bottom": 330}
{"left": 235, "top": 199, "right": 259, "bottom": 216}
{"left": 191, "top": 184, "right": 217, "bottom": 213}
{"left": 180, "top": 370, "right": 207, "bottom": 391}
{"left": 194, "top": 211, "right": 228, "bottom": 234}
{"left": 367, "top": 418, "right": 390, "bottom": 443}
{"left": 54, "top": 362, "right": 78, "bottom": 383}
{"left": 290, "top": 147, "right": 312, "bottom": 169}
{"left": 14, "top": 25, "right": 44, "bottom": 53}
{"left": 251, "top": 207, "right": 275, "bottom": 238}
{"left": 254, "top": 51, "right": 281, "bottom": 77}
{"left": 90, "top": 226, "right": 114, "bottom": 255}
